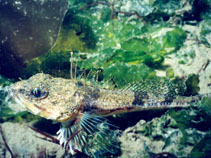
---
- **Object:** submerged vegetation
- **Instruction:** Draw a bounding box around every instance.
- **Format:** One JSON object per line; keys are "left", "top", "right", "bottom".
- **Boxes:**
{"left": 0, "top": 0, "right": 211, "bottom": 157}
{"left": 23, "top": 0, "right": 210, "bottom": 87}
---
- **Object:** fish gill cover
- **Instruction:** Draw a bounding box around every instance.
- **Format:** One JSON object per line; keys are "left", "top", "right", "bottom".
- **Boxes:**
{"left": 0, "top": 0, "right": 210, "bottom": 157}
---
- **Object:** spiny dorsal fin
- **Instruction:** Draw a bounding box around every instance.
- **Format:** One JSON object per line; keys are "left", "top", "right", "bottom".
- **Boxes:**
{"left": 120, "top": 77, "right": 186, "bottom": 97}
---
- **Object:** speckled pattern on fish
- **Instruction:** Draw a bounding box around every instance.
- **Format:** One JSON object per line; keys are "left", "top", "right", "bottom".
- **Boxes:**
{"left": 9, "top": 73, "right": 209, "bottom": 157}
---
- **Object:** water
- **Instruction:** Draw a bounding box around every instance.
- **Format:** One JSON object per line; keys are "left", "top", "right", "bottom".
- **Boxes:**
{"left": 0, "top": 0, "right": 211, "bottom": 157}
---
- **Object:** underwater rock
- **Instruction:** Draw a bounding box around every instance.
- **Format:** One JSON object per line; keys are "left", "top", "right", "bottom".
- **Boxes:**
{"left": 0, "top": 122, "right": 68, "bottom": 158}
{"left": 164, "top": 25, "right": 211, "bottom": 94}
{"left": 119, "top": 120, "right": 165, "bottom": 158}
{"left": 119, "top": 109, "right": 206, "bottom": 158}
{"left": 0, "top": 0, "right": 69, "bottom": 78}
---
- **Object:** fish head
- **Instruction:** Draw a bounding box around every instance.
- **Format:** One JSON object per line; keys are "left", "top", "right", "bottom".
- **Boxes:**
{"left": 10, "top": 73, "right": 83, "bottom": 122}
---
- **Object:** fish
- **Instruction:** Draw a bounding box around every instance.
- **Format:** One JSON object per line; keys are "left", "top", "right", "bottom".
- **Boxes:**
{"left": 9, "top": 73, "right": 210, "bottom": 157}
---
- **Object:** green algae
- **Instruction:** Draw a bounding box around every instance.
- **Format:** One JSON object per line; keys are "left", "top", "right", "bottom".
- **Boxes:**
{"left": 23, "top": 29, "right": 91, "bottom": 79}
{"left": 200, "top": 19, "right": 211, "bottom": 47}
{"left": 21, "top": 0, "right": 187, "bottom": 84}
{"left": 162, "top": 28, "right": 187, "bottom": 53}
{"left": 184, "top": 74, "right": 200, "bottom": 96}
{"left": 103, "top": 63, "right": 156, "bottom": 87}
{"left": 190, "top": 134, "right": 211, "bottom": 157}
{"left": 166, "top": 68, "right": 175, "bottom": 78}
{"left": 0, "top": 76, "right": 15, "bottom": 122}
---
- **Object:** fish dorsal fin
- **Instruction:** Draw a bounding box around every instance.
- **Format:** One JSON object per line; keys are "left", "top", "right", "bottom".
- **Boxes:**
{"left": 120, "top": 77, "right": 186, "bottom": 101}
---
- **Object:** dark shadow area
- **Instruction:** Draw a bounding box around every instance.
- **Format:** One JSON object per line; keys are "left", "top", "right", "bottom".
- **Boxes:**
{"left": 32, "top": 119, "right": 60, "bottom": 135}
{"left": 0, "top": 0, "right": 69, "bottom": 78}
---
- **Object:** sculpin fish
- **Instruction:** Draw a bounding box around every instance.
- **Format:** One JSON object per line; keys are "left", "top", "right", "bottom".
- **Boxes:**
{"left": 10, "top": 73, "right": 209, "bottom": 157}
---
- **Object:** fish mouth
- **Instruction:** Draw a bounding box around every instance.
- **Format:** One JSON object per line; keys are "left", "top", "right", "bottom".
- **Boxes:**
{"left": 9, "top": 88, "right": 62, "bottom": 121}
{"left": 10, "top": 88, "right": 41, "bottom": 115}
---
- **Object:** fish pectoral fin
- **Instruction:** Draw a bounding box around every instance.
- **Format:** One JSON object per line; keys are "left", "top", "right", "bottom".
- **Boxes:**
{"left": 57, "top": 112, "right": 120, "bottom": 157}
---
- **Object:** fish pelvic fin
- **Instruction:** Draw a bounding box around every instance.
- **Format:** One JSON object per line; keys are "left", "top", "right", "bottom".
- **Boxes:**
{"left": 57, "top": 112, "right": 120, "bottom": 157}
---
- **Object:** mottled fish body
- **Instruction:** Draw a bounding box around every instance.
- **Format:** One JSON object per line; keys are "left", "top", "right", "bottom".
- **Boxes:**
{"left": 10, "top": 73, "right": 209, "bottom": 157}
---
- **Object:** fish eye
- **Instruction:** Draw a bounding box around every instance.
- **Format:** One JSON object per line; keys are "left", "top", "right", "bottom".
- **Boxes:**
{"left": 30, "top": 88, "right": 48, "bottom": 99}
